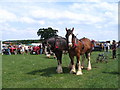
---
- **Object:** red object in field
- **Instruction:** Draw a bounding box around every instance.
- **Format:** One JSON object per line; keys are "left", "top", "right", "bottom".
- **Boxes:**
{"left": 74, "top": 44, "right": 77, "bottom": 46}
{"left": 10, "top": 47, "right": 16, "bottom": 52}
{"left": 56, "top": 46, "right": 58, "bottom": 48}
{"left": 33, "top": 46, "right": 37, "bottom": 51}
{"left": 33, "top": 46, "right": 40, "bottom": 54}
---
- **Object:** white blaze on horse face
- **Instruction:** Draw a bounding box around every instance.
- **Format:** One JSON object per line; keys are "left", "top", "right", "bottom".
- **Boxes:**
{"left": 68, "top": 34, "right": 72, "bottom": 47}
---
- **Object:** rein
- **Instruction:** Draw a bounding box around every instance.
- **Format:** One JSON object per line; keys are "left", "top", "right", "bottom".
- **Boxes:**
{"left": 72, "top": 35, "right": 84, "bottom": 50}
{"left": 72, "top": 34, "right": 78, "bottom": 48}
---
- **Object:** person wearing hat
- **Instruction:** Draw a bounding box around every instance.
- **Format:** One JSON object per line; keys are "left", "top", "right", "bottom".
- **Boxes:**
{"left": 112, "top": 40, "right": 117, "bottom": 59}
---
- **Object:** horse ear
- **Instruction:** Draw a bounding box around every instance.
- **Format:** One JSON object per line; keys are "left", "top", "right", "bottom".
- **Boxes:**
{"left": 66, "top": 28, "right": 68, "bottom": 31}
{"left": 72, "top": 27, "right": 74, "bottom": 32}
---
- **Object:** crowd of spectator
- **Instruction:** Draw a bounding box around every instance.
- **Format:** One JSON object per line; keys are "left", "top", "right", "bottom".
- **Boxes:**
{"left": 92, "top": 40, "right": 120, "bottom": 59}
{"left": 2, "top": 44, "right": 43, "bottom": 55}
{"left": 2, "top": 40, "right": 120, "bottom": 59}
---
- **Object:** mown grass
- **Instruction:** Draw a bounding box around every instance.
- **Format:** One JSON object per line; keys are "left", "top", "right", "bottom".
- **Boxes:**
{"left": 2, "top": 51, "right": 119, "bottom": 88}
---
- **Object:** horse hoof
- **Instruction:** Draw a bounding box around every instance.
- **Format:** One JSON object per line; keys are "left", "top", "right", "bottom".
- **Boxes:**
{"left": 46, "top": 54, "right": 50, "bottom": 58}
{"left": 76, "top": 71, "right": 83, "bottom": 75}
{"left": 56, "top": 69, "right": 63, "bottom": 74}
{"left": 87, "top": 68, "right": 91, "bottom": 70}
{"left": 57, "top": 71, "right": 63, "bottom": 74}
{"left": 81, "top": 66, "right": 84, "bottom": 69}
{"left": 70, "top": 70, "right": 76, "bottom": 74}
{"left": 54, "top": 57, "right": 56, "bottom": 59}
{"left": 56, "top": 65, "right": 63, "bottom": 74}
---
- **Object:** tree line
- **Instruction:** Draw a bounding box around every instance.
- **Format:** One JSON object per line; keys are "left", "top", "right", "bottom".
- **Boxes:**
{"left": 37, "top": 27, "right": 58, "bottom": 40}
{"left": 3, "top": 27, "right": 58, "bottom": 44}
{"left": 3, "top": 39, "right": 41, "bottom": 44}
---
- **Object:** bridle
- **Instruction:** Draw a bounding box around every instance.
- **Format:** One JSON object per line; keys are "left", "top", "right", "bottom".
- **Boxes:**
{"left": 66, "top": 28, "right": 85, "bottom": 50}
{"left": 66, "top": 29, "right": 78, "bottom": 49}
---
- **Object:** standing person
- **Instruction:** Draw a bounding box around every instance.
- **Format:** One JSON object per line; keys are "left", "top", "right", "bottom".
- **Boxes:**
{"left": 32, "top": 46, "right": 37, "bottom": 54}
{"left": 24, "top": 45, "right": 29, "bottom": 55}
{"left": 28, "top": 46, "right": 32, "bottom": 54}
{"left": 17, "top": 45, "right": 21, "bottom": 54}
{"left": 30, "top": 46, "right": 33, "bottom": 54}
{"left": 99, "top": 43, "right": 103, "bottom": 51}
{"left": 112, "top": 40, "right": 117, "bottom": 59}
{"left": 8, "top": 46, "right": 11, "bottom": 55}
{"left": 36, "top": 46, "right": 40, "bottom": 55}
{"left": 106, "top": 42, "right": 108, "bottom": 52}
{"left": 39, "top": 44, "right": 43, "bottom": 54}
{"left": 10, "top": 46, "right": 14, "bottom": 54}
{"left": 104, "top": 42, "right": 109, "bottom": 52}
{"left": 39, "top": 45, "right": 41, "bottom": 54}
{"left": 21, "top": 45, "right": 25, "bottom": 55}
{"left": 13, "top": 45, "right": 17, "bottom": 55}
{"left": 104, "top": 42, "right": 109, "bottom": 60}
{"left": 104, "top": 43, "right": 106, "bottom": 51}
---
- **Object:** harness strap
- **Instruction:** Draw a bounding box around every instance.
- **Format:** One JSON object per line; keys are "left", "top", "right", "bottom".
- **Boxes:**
{"left": 74, "top": 38, "right": 78, "bottom": 46}
{"left": 79, "top": 39, "right": 84, "bottom": 50}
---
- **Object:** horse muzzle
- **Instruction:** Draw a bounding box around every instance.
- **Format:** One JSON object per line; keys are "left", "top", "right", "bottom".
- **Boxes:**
{"left": 68, "top": 43, "right": 73, "bottom": 48}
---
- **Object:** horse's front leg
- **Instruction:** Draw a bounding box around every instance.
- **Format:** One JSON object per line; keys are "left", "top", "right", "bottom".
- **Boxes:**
{"left": 69, "top": 54, "right": 76, "bottom": 74}
{"left": 76, "top": 55, "right": 83, "bottom": 75}
{"left": 56, "top": 59, "right": 63, "bottom": 73}
{"left": 87, "top": 53, "right": 92, "bottom": 70}
{"left": 55, "top": 51, "right": 63, "bottom": 73}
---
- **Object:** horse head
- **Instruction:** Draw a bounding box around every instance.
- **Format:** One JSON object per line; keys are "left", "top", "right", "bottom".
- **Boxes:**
{"left": 65, "top": 27, "right": 76, "bottom": 48}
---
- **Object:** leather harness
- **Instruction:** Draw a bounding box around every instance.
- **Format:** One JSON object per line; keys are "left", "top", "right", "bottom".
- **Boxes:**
{"left": 79, "top": 39, "right": 85, "bottom": 50}
{"left": 72, "top": 36, "right": 84, "bottom": 50}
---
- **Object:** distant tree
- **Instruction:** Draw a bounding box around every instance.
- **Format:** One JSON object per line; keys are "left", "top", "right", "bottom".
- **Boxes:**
{"left": 37, "top": 27, "right": 58, "bottom": 40}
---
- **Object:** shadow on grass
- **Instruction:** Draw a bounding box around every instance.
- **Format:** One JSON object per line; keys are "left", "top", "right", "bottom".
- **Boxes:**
{"left": 27, "top": 66, "right": 99, "bottom": 77}
{"left": 44, "top": 56, "right": 56, "bottom": 60}
{"left": 102, "top": 71, "right": 120, "bottom": 75}
{"left": 27, "top": 67, "right": 69, "bottom": 77}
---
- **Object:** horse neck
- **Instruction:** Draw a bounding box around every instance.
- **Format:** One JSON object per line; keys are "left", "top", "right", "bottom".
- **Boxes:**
{"left": 72, "top": 34, "right": 78, "bottom": 45}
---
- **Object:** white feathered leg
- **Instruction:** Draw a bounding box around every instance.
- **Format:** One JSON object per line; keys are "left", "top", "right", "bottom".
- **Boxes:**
{"left": 87, "top": 53, "right": 92, "bottom": 70}
{"left": 70, "top": 64, "right": 76, "bottom": 74}
{"left": 76, "top": 61, "right": 83, "bottom": 75}
{"left": 56, "top": 64, "right": 63, "bottom": 73}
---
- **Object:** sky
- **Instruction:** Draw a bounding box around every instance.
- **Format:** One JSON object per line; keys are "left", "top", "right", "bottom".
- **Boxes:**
{"left": 0, "top": 0, "right": 119, "bottom": 41}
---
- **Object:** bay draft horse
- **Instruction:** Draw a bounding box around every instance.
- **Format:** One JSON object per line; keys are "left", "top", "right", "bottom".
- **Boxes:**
{"left": 65, "top": 28, "right": 94, "bottom": 75}
{"left": 43, "top": 36, "right": 68, "bottom": 73}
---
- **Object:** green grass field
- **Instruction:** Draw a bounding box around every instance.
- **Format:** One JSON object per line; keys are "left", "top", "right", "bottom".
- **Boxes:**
{"left": 2, "top": 51, "right": 119, "bottom": 88}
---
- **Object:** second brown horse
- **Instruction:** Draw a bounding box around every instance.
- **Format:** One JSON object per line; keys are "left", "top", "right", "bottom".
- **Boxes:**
{"left": 65, "top": 28, "right": 94, "bottom": 75}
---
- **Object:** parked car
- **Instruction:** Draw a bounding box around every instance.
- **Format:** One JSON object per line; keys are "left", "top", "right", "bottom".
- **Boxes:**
{"left": 93, "top": 45, "right": 102, "bottom": 51}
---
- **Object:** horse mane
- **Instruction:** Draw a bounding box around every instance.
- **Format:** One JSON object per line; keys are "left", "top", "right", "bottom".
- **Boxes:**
{"left": 44, "top": 35, "right": 66, "bottom": 46}
{"left": 46, "top": 35, "right": 66, "bottom": 40}
{"left": 54, "top": 36, "right": 66, "bottom": 40}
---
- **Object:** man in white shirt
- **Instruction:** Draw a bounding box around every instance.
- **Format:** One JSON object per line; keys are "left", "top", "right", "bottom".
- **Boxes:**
{"left": 24, "top": 45, "right": 29, "bottom": 55}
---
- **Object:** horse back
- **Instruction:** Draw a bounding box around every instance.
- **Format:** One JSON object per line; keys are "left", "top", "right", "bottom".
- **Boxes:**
{"left": 46, "top": 36, "right": 67, "bottom": 51}
{"left": 79, "top": 38, "right": 93, "bottom": 53}
{"left": 55, "top": 37, "right": 67, "bottom": 50}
